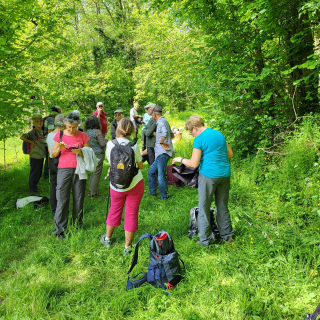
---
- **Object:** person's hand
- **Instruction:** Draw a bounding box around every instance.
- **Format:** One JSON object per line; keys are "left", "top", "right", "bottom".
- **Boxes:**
{"left": 107, "top": 122, "right": 110, "bottom": 126}
{"left": 71, "top": 147, "right": 83, "bottom": 156}
{"left": 172, "top": 157, "right": 183, "bottom": 164}
{"left": 58, "top": 141, "right": 67, "bottom": 151}
{"left": 161, "top": 142, "right": 171, "bottom": 151}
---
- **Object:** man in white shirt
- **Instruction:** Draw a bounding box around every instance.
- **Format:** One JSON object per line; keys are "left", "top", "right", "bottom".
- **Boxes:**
{"left": 130, "top": 102, "right": 142, "bottom": 136}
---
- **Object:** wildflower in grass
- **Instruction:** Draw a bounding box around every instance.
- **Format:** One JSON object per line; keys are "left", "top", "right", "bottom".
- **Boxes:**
{"left": 305, "top": 177, "right": 310, "bottom": 181}
{"left": 269, "top": 240, "right": 273, "bottom": 245}
{"left": 261, "top": 288, "right": 264, "bottom": 290}
{"left": 307, "top": 183, "right": 312, "bottom": 187}
{"left": 294, "top": 164, "right": 298, "bottom": 168}
{"left": 275, "top": 231, "right": 279, "bottom": 236}
{"left": 314, "top": 163, "right": 318, "bottom": 166}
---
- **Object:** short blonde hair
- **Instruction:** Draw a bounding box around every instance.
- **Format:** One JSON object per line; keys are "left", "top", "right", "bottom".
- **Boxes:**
{"left": 32, "top": 115, "right": 43, "bottom": 123}
{"left": 133, "top": 102, "right": 139, "bottom": 108}
{"left": 185, "top": 115, "right": 205, "bottom": 131}
{"left": 116, "top": 117, "right": 135, "bottom": 137}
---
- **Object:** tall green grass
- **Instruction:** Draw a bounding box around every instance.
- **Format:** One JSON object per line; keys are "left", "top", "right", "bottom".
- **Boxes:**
{"left": 0, "top": 113, "right": 319, "bottom": 319}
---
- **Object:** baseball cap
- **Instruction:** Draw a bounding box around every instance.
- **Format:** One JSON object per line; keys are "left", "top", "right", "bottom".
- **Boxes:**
{"left": 114, "top": 109, "right": 123, "bottom": 114}
{"left": 96, "top": 102, "right": 103, "bottom": 107}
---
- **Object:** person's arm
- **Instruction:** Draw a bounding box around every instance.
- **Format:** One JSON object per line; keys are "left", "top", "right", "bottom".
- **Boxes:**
{"left": 137, "top": 161, "right": 143, "bottom": 170}
{"left": 96, "top": 130, "right": 107, "bottom": 148}
{"left": 145, "top": 119, "right": 157, "bottom": 137}
{"left": 172, "top": 148, "right": 202, "bottom": 168}
{"left": 20, "top": 136, "right": 37, "bottom": 149}
{"left": 51, "top": 141, "right": 67, "bottom": 158}
{"left": 227, "top": 143, "right": 233, "bottom": 159}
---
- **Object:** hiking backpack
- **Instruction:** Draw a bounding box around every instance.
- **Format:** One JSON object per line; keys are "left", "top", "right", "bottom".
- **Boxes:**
{"left": 188, "top": 207, "right": 220, "bottom": 240}
{"left": 127, "top": 230, "right": 184, "bottom": 295}
{"left": 110, "top": 138, "right": 139, "bottom": 189}
{"left": 305, "top": 302, "right": 320, "bottom": 320}
{"left": 167, "top": 165, "right": 184, "bottom": 187}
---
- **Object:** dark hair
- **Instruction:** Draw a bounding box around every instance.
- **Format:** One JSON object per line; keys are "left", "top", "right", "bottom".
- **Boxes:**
{"left": 64, "top": 112, "right": 81, "bottom": 125}
{"left": 85, "top": 115, "right": 101, "bottom": 131}
{"left": 51, "top": 106, "right": 61, "bottom": 113}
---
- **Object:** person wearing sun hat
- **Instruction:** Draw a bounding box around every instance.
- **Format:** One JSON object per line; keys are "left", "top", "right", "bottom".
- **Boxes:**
{"left": 110, "top": 109, "right": 124, "bottom": 140}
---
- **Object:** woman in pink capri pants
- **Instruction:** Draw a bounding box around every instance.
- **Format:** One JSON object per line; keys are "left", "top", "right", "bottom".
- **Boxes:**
{"left": 101, "top": 117, "right": 144, "bottom": 256}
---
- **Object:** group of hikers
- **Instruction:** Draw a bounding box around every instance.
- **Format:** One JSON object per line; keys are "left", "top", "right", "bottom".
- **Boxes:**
{"left": 20, "top": 101, "right": 234, "bottom": 255}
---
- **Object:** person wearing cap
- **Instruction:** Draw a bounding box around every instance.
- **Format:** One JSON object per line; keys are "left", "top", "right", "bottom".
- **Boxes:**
{"left": 93, "top": 102, "right": 110, "bottom": 138}
{"left": 141, "top": 103, "right": 155, "bottom": 153}
{"left": 141, "top": 103, "right": 156, "bottom": 164}
{"left": 148, "top": 105, "right": 174, "bottom": 200}
{"left": 110, "top": 109, "right": 123, "bottom": 140}
{"left": 42, "top": 106, "right": 62, "bottom": 179}
{"left": 130, "top": 102, "right": 142, "bottom": 136}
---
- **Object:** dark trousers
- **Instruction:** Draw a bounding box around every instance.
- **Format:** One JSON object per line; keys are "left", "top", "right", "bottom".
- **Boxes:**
{"left": 141, "top": 132, "right": 146, "bottom": 151}
{"left": 147, "top": 147, "right": 155, "bottom": 165}
{"left": 49, "top": 158, "right": 58, "bottom": 216}
{"left": 54, "top": 168, "right": 86, "bottom": 235}
{"left": 29, "top": 157, "right": 44, "bottom": 193}
{"left": 43, "top": 147, "right": 49, "bottom": 179}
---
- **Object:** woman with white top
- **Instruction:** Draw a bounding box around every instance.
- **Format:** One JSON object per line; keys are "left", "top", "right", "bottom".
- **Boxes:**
{"left": 101, "top": 117, "right": 144, "bottom": 256}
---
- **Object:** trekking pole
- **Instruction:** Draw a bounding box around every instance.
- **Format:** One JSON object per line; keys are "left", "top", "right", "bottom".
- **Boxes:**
{"left": 105, "top": 174, "right": 110, "bottom": 221}
{"left": 237, "top": 213, "right": 253, "bottom": 226}
{"left": 235, "top": 205, "right": 270, "bottom": 238}
{"left": 244, "top": 212, "right": 264, "bottom": 229}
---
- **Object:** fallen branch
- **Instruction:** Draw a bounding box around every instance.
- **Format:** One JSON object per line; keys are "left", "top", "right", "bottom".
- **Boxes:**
{"left": 257, "top": 148, "right": 291, "bottom": 155}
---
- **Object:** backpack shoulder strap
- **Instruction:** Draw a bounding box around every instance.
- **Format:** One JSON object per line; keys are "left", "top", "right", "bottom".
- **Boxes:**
{"left": 127, "top": 233, "right": 152, "bottom": 275}
{"left": 127, "top": 137, "right": 138, "bottom": 147}
{"left": 112, "top": 139, "right": 119, "bottom": 146}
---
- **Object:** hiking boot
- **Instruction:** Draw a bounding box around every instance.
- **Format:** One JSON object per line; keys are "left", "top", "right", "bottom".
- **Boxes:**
{"left": 224, "top": 237, "right": 234, "bottom": 243}
{"left": 123, "top": 247, "right": 132, "bottom": 256}
{"left": 100, "top": 235, "right": 112, "bottom": 248}
{"left": 57, "top": 233, "right": 65, "bottom": 240}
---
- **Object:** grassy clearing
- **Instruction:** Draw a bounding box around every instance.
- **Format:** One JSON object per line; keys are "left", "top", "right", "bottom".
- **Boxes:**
{"left": 0, "top": 113, "right": 319, "bottom": 319}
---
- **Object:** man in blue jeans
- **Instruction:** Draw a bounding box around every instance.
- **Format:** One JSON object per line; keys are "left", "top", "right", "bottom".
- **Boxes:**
{"left": 148, "top": 105, "right": 173, "bottom": 200}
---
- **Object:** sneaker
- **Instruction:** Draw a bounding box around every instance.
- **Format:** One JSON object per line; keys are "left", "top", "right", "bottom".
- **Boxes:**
{"left": 100, "top": 235, "right": 111, "bottom": 248}
{"left": 123, "top": 247, "right": 132, "bottom": 256}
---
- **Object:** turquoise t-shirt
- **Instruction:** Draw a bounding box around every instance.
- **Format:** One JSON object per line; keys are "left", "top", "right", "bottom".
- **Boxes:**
{"left": 193, "top": 128, "right": 231, "bottom": 178}
{"left": 142, "top": 113, "right": 151, "bottom": 130}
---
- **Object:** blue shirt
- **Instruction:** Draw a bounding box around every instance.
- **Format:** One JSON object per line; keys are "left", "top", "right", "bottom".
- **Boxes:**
{"left": 155, "top": 116, "right": 173, "bottom": 159}
{"left": 142, "top": 113, "right": 151, "bottom": 130}
{"left": 193, "top": 128, "right": 231, "bottom": 178}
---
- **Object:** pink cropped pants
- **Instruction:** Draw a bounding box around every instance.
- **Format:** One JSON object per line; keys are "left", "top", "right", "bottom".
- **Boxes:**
{"left": 106, "top": 179, "right": 144, "bottom": 232}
